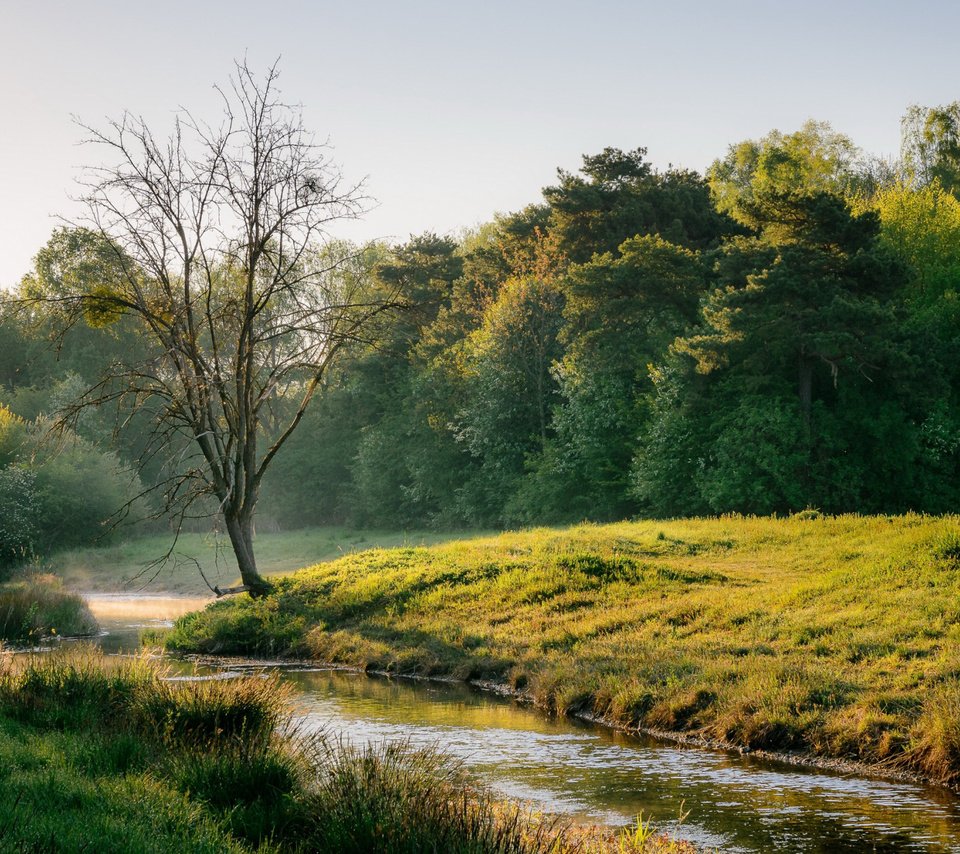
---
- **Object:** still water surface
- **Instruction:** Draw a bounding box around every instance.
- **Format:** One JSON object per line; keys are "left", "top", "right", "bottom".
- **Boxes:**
{"left": 83, "top": 594, "right": 960, "bottom": 853}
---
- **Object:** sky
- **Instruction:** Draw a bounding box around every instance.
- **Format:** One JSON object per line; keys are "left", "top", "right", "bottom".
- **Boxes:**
{"left": 2, "top": 0, "right": 959, "bottom": 288}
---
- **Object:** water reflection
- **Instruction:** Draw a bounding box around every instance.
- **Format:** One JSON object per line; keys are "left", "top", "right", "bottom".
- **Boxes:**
{"left": 283, "top": 670, "right": 960, "bottom": 853}
{"left": 87, "top": 597, "right": 960, "bottom": 853}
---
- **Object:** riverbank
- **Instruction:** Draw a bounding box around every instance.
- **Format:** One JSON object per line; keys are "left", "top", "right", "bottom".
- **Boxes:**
{"left": 0, "top": 648, "right": 690, "bottom": 853}
{"left": 165, "top": 514, "right": 960, "bottom": 788}
{"left": 183, "top": 654, "right": 942, "bottom": 796}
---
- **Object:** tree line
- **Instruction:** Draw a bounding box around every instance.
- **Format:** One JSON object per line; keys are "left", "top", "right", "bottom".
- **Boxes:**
{"left": 3, "top": 105, "right": 960, "bottom": 565}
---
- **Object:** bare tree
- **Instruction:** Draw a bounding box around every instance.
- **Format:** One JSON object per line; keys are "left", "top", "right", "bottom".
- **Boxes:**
{"left": 25, "top": 61, "right": 395, "bottom": 596}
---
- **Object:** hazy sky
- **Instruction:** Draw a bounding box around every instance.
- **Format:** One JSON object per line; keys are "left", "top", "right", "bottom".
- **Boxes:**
{"left": 2, "top": 0, "right": 958, "bottom": 287}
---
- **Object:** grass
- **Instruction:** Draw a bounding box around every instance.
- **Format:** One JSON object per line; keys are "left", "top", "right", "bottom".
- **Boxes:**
{"left": 42, "top": 526, "right": 481, "bottom": 595}
{"left": 0, "top": 649, "right": 284, "bottom": 852}
{"left": 0, "top": 648, "right": 692, "bottom": 853}
{"left": 0, "top": 573, "right": 98, "bottom": 644}
{"left": 166, "top": 514, "right": 960, "bottom": 787}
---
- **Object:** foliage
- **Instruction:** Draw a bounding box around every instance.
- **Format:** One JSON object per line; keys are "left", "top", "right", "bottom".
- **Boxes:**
{"left": 19, "top": 226, "right": 134, "bottom": 327}
{"left": 452, "top": 277, "right": 565, "bottom": 524}
{"left": 638, "top": 190, "right": 910, "bottom": 515}
{"left": 0, "top": 403, "right": 143, "bottom": 566}
{"left": 901, "top": 102, "right": 960, "bottom": 196}
{"left": 871, "top": 180, "right": 960, "bottom": 302}
{"left": 544, "top": 147, "right": 734, "bottom": 261}
{"left": 531, "top": 236, "right": 704, "bottom": 521}
{"left": 32, "top": 438, "right": 141, "bottom": 551}
{"left": 0, "top": 466, "right": 38, "bottom": 571}
{"left": 6, "top": 113, "right": 960, "bottom": 533}
{"left": 708, "top": 120, "right": 861, "bottom": 234}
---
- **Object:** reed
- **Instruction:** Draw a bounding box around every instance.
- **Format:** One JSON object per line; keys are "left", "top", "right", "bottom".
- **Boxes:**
{"left": 0, "top": 573, "right": 97, "bottom": 643}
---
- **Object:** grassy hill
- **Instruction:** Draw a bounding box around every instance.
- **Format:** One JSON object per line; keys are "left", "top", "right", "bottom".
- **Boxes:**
{"left": 167, "top": 514, "right": 960, "bottom": 786}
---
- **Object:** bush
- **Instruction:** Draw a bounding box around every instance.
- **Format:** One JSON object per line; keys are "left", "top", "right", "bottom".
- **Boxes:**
{"left": 0, "top": 404, "right": 148, "bottom": 565}
{"left": 30, "top": 438, "right": 140, "bottom": 552}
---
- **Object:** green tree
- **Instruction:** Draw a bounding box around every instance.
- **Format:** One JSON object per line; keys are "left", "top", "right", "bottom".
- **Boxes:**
{"left": 452, "top": 277, "right": 565, "bottom": 523}
{"left": 901, "top": 103, "right": 960, "bottom": 196}
{"left": 871, "top": 180, "right": 960, "bottom": 302}
{"left": 544, "top": 147, "right": 733, "bottom": 263}
{"left": 680, "top": 193, "right": 902, "bottom": 436}
{"left": 709, "top": 120, "right": 861, "bottom": 236}
{"left": 261, "top": 234, "right": 471, "bottom": 530}
{"left": 527, "top": 235, "right": 705, "bottom": 520}
{"left": 635, "top": 191, "right": 908, "bottom": 514}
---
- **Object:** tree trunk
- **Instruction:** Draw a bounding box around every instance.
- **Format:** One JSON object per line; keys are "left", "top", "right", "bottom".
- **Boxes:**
{"left": 797, "top": 353, "right": 815, "bottom": 505}
{"left": 798, "top": 355, "right": 813, "bottom": 432}
{"left": 224, "top": 513, "right": 271, "bottom": 597}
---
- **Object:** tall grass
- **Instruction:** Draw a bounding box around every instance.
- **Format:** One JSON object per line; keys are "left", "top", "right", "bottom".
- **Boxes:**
{"left": 0, "top": 649, "right": 688, "bottom": 853}
{"left": 305, "top": 738, "right": 556, "bottom": 854}
{"left": 0, "top": 648, "right": 285, "bottom": 852}
{"left": 0, "top": 573, "right": 98, "bottom": 643}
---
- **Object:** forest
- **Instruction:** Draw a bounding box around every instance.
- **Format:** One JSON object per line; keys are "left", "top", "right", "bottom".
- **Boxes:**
{"left": 3, "top": 104, "right": 960, "bottom": 567}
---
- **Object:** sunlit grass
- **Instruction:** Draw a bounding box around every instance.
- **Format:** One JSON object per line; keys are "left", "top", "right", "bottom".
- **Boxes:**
{"left": 168, "top": 514, "right": 960, "bottom": 785}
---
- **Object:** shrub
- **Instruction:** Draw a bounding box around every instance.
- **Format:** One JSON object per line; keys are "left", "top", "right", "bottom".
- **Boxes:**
{"left": 30, "top": 438, "right": 139, "bottom": 552}
{"left": 0, "top": 574, "right": 98, "bottom": 644}
{"left": 0, "top": 405, "right": 149, "bottom": 566}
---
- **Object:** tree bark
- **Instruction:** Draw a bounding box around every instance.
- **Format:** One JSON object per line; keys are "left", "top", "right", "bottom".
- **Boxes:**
{"left": 797, "top": 352, "right": 816, "bottom": 505}
{"left": 798, "top": 354, "right": 813, "bottom": 432}
{"left": 224, "top": 513, "right": 271, "bottom": 597}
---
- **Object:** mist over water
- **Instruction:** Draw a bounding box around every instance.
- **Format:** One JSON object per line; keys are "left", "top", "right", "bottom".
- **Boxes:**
{"left": 83, "top": 594, "right": 211, "bottom": 652}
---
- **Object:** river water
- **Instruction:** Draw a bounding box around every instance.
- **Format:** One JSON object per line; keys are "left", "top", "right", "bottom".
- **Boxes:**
{"left": 80, "top": 594, "right": 960, "bottom": 853}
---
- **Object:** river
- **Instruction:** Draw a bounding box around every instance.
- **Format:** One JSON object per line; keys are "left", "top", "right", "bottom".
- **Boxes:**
{"left": 78, "top": 593, "right": 960, "bottom": 853}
